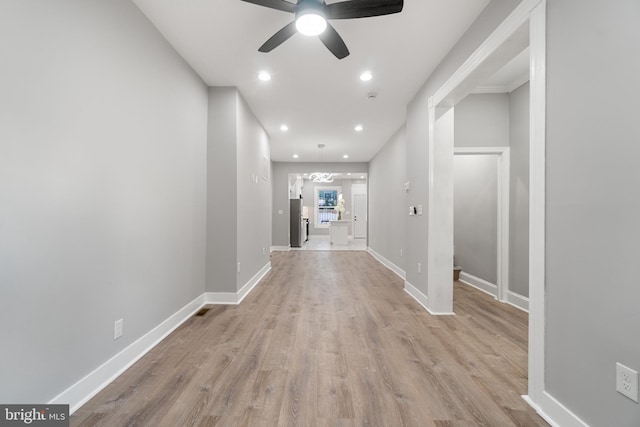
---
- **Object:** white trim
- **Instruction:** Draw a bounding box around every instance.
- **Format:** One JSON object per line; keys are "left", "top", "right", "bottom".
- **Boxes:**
{"left": 432, "top": 0, "right": 540, "bottom": 107}
{"left": 426, "top": 106, "right": 455, "bottom": 314}
{"left": 49, "top": 293, "right": 207, "bottom": 414}
{"left": 472, "top": 85, "right": 510, "bottom": 94}
{"left": 206, "top": 262, "right": 271, "bottom": 305}
{"left": 459, "top": 272, "right": 530, "bottom": 313}
{"left": 405, "top": 281, "right": 455, "bottom": 316}
{"left": 523, "top": 391, "right": 590, "bottom": 427}
{"left": 238, "top": 262, "right": 271, "bottom": 304}
{"left": 270, "top": 245, "right": 290, "bottom": 252}
{"left": 205, "top": 291, "right": 239, "bottom": 305}
{"left": 508, "top": 73, "right": 530, "bottom": 93}
{"left": 506, "top": 290, "right": 529, "bottom": 312}
{"left": 368, "top": 247, "right": 406, "bottom": 280}
{"left": 528, "top": 0, "right": 546, "bottom": 405}
{"left": 473, "top": 74, "right": 530, "bottom": 94}
{"left": 459, "top": 271, "right": 498, "bottom": 297}
{"left": 454, "top": 146, "right": 510, "bottom": 303}
{"left": 453, "top": 146, "right": 508, "bottom": 155}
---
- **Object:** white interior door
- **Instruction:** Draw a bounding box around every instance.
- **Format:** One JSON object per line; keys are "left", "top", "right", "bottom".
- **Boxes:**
{"left": 353, "top": 194, "right": 367, "bottom": 239}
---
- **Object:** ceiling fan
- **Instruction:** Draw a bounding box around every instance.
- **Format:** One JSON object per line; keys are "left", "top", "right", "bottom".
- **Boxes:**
{"left": 240, "top": 0, "right": 404, "bottom": 59}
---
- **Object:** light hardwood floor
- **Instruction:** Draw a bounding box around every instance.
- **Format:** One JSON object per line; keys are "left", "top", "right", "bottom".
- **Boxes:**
{"left": 71, "top": 251, "right": 548, "bottom": 426}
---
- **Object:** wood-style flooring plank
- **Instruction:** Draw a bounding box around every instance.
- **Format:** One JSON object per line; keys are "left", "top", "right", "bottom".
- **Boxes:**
{"left": 71, "top": 251, "right": 547, "bottom": 426}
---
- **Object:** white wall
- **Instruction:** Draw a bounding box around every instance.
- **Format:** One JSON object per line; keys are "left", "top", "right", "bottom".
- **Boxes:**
{"left": 545, "top": 1, "right": 640, "bottom": 425}
{"left": 368, "top": 127, "right": 407, "bottom": 273}
{"left": 0, "top": 0, "right": 208, "bottom": 403}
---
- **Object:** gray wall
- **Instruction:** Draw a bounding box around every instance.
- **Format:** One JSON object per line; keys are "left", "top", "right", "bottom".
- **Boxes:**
{"left": 0, "top": 0, "right": 208, "bottom": 403}
{"left": 271, "top": 162, "right": 368, "bottom": 247}
{"left": 508, "top": 82, "right": 529, "bottom": 297}
{"left": 545, "top": 1, "right": 640, "bottom": 425}
{"left": 453, "top": 155, "right": 498, "bottom": 284}
{"left": 206, "top": 87, "right": 238, "bottom": 293}
{"left": 452, "top": 90, "right": 530, "bottom": 297}
{"left": 368, "top": 126, "right": 407, "bottom": 271}
{"left": 207, "top": 88, "right": 272, "bottom": 292}
{"left": 454, "top": 93, "right": 510, "bottom": 147}
{"left": 403, "top": 0, "right": 520, "bottom": 296}
{"left": 236, "top": 93, "right": 271, "bottom": 289}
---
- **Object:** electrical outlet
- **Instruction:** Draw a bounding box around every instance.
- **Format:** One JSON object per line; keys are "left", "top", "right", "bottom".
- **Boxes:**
{"left": 409, "top": 206, "right": 414, "bottom": 216}
{"left": 237, "top": 262, "right": 241, "bottom": 273}
{"left": 417, "top": 262, "right": 422, "bottom": 274}
{"left": 114, "top": 319, "right": 123, "bottom": 340}
{"left": 417, "top": 205, "right": 423, "bottom": 215}
{"left": 617, "top": 363, "right": 639, "bottom": 402}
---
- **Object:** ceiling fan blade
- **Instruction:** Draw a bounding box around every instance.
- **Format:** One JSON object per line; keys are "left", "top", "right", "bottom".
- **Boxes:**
{"left": 240, "top": 0, "right": 296, "bottom": 13}
{"left": 259, "top": 21, "right": 298, "bottom": 52}
{"left": 318, "top": 23, "right": 350, "bottom": 59}
{"left": 325, "top": 0, "right": 403, "bottom": 19}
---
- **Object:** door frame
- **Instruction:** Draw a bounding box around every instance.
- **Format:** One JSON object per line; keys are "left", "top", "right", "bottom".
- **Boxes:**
{"left": 454, "top": 147, "right": 510, "bottom": 303}
{"left": 426, "top": 0, "right": 546, "bottom": 407}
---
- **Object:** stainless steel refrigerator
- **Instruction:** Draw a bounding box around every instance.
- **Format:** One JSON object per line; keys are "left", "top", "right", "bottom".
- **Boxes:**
{"left": 290, "top": 198, "right": 303, "bottom": 248}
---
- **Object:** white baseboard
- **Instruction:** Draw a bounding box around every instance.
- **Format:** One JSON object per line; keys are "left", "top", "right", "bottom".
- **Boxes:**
{"left": 506, "top": 290, "right": 529, "bottom": 312}
{"left": 270, "top": 246, "right": 290, "bottom": 252}
{"left": 459, "top": 271, "right": 498, "bottom": 298}
{"left": 50, "top": 293, "right": 207, "bottom": 414}
{"left": 206, "top": 262, "right": 271, "bottom": 305}
{"left": 238, "top": 262, "right": 271, "bottom": 304}
{"left": 523, "top": 391, "right": 590, "bottom": 427}
{"left": 367, "top": 247, "right": 406, "bottom": 280}
{"left": 459, "top": 272, "right": 530, "bottom": 313}
{"left": 404, "top": 281, "right": 454, "bottom": 315}
{"left": 404, "top": 281, "right": 429, "bottom": 311}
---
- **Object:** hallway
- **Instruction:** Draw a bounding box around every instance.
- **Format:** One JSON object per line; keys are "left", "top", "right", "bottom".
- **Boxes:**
{"left": 71, "top": 251, "right": 547, "bottom": 426}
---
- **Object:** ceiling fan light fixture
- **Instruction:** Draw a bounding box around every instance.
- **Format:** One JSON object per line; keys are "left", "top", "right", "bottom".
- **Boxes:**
{"left": 295, "top": 10, "right": 327, "bottom": 36}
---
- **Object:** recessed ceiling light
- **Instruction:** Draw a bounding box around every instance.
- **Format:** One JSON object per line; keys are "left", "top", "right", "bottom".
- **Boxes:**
{"left": 360, "top": 175, "right": 365, "bottom": 179}
{"left": 343, "top": 154, "right": 349, "bottom": 159}
{"left": 280, "top": 124, "right": 289, "bottom": 131}
{"left": 347, "top": 173, "right": 351, "bottom": 176}
{"left": 355, "top": 124, "right": 363, "bottom": 132}
{"left": 303, "top": 173, "right": 308, "bottom": 176}
{"left": 258, "top": 71, "right": 271, "bottom": 81}
{"left": 360, "top": 71, "right": 373, "bottom": 81}
{"left": 293, "top": 154, "right": 299, "bottom": 159}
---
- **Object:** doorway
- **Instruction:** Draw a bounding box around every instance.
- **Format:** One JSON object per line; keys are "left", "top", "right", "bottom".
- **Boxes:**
{"left": 453, "top": 148, "right": 510, "bottom": 303}
{"left": 425, "top": 0, "right": 546, "bottom": 403}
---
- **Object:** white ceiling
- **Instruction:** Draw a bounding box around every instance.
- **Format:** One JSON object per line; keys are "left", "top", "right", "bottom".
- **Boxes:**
{"left": 132, "top": 0, "right": 491, "bottom": 162}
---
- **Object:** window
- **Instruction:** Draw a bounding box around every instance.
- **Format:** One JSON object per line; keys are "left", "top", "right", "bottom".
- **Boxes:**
{"left": 314, "top": 186, "right": 341, "bottom": 228}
